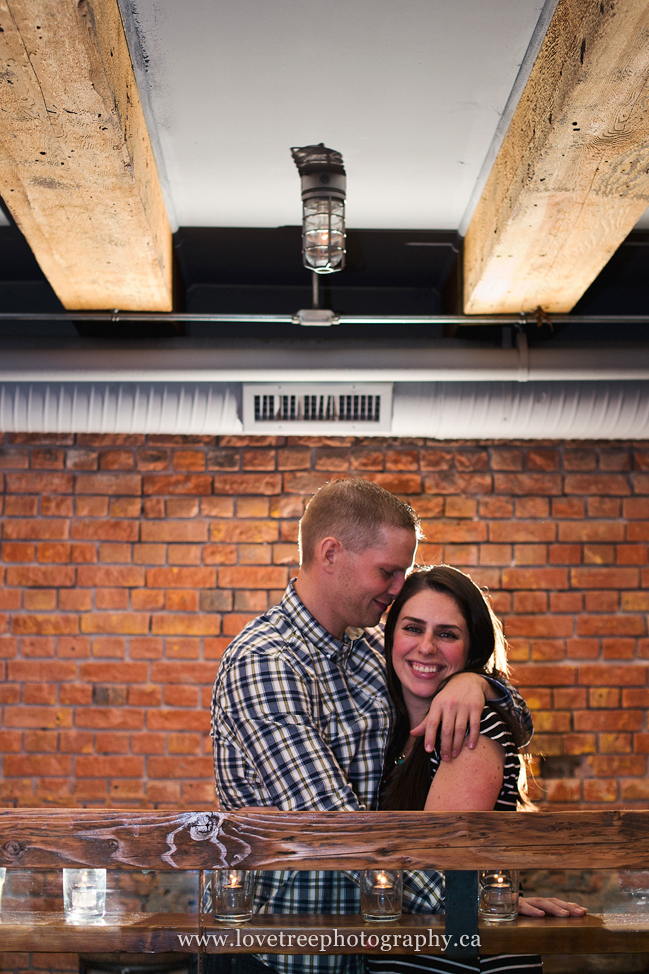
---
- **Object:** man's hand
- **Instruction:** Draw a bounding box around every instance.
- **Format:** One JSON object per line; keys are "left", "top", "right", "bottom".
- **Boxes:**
{"left": 519, "top": 896, "right": 587, "bottom": 917}
{"left": 410, "top": 672, "right": 488, "bottom": 760}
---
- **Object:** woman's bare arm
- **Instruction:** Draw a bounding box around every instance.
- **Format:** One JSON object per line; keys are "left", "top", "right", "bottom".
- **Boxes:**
{"left": 423, "top": 734, "right": 504, "bottom": 811}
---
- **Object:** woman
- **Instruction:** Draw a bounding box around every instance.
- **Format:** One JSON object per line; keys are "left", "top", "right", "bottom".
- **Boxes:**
{"left": 368, "top": 565, "right": 586, "bottom": 974}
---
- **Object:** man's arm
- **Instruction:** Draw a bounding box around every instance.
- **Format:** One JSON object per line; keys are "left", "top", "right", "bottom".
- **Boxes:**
{"left": 212, "top": 648, "right": 365, "bottom": 811}
{"left": 410, "top": 672, "right": 532, "bottom": 761}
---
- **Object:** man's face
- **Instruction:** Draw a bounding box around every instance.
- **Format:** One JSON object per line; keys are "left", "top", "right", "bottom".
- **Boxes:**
{"left": 334, "top": 526, "right": 417, "bottom": 630}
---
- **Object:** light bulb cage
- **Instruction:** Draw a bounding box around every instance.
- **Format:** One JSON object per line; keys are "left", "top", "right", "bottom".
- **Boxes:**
{"left": 291, "top": 144, "right": 347, "bottom": 275}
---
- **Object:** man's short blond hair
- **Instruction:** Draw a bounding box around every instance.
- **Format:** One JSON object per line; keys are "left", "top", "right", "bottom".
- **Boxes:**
{"left": 299, "top": 479, "right": 421, "bottom": 568}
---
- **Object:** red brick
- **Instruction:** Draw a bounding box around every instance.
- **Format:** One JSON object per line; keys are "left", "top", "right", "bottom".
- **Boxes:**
{"left": 455, "top": 450, "right": 488, "bottom": 471}
{"left": 0, "top": 446, "right": 29, "bottom": 467}
{"left": 574, "top": 710, "right": 643, "bottom": 731}
{"left": 151, "top": 615, "right": 222, "bottom": 635}
{"left": 4, "top": 705, "right": 73, "bottom": 728}
{"left": 165, "top": 590, "right": 199, "bottom": 611}
{"left": 577, "top": 614, "right": 646, "bottom": 636}
{"left": 71, "top": 519, "right": 138, "bottom": 541}
{"left": 489, "top": 521, "right": 556, "bottom": 542}
{"left": 66, "top": 448, "right": 99, "bottom": 470}
{"left": 617, "top": 544, "right": 648, "bottom": 564}
{"left": 8, "top": 659, "right": 76, "bottom": 681}
{"left": 4, "top": 519, "right": 69, "bottom": 540}
{"left": 36, "top": 542, "right": 72, "bottom": 562}
{"left": 564, "top": 448, "right": 597, "bottom": 471}
{"left": 578, "top": 662, "right": 646, "bottom": 685}
{"left": 363, "top": 472, "right": 422, "bottom": 493}
{"left": 583, "top": 779, "right": 619, "bottom": 802}
{"left": 5, "top": 496, "right": 37, "bottom": 516}
{"left": 57, "top": 636, "right": 91, "bottom": 658}
{"left": 141, "top": 520, "right": 208, "bottom": 542}
{"left": 168, "top": 544, "right": 202, "bottom": 565}
{"left": 591, "top": 754, "right": 645, "bottom": 775}
{"left": 505, "top": 616, "right": 572, "bottom": 637}
{"left": 479, "top": 497, "right": 514, "bottom": 518}
{"left": 489, "top": 448, "right": 523, "bottom": 471}
{"left": 531, "top": 710, "right": 571, "bottom": 732}
{"left": 91, "top": 636, "right": 126, "bottom": 656}
{"left": 76, "top": 496, "right": 109, "bottom": 518}
{"left": 415, "top": 543, "right": 444, "bottom": 565}
{"left": 130, "top": 636, "right": 164, "bottom": 659}
{"left": 623, "top": 497, "right": 649, "bottom": 518}
{"left": 206, "top": 448, "right": 240, "bottom": 470}
{"left": 634, "top": 474, "right": 649, "bottom": 494}
{"left": 2, "top": 542, "right": 34, "bottom": 561}
{"left": 621, "top": 591, "right": 649, "bottom": 610}
{"left": 526, "top": 449, "right": 559, "bottom": 471}
{"left": 544, "top": 780, "right": 582, "bottom": 803}
{"left": 146, "top": 566, "right": 216, "bottom": 587}
{"left": 147, "top": 756, "right": 213, "bottom": 778}
{"left": 600, "top": 733, "right": 632, "bottom": 753}
{"left": 515, "top": 497, "right": 551, "bottom": 518}
{"left": 173, "top": 450, "right": 207, "bottom": 470}
{"left": 424, "top": 471, "right": 491, "bottom": 494}
{"left": 203, "top": 544, "right": 238, "bottom": 565}
{"left": 210, "top": 519, "right": 278, "bottom": 543}
{"left": 75, "top": 473, "right": 142, "bottom": 495}
{"left": 627, "top": 522, "right": 649, "bottom": 541}
{"left": 562, "top": 733, "right": 597, "bottom": 754}
{"left": 622, "top": 687, "right": 649, "bottom": 707}
{"left": 166, "top": 498, "right": 199, "bottom": 518}
{"left": 553, "top": 686, "right": 587, "bottom": 708}
{"left": 420, "top": 449, "right": 454, "bottom": 470}
{"left": 143, "top": 474, "right": 213, "bottom": 495}
{"left": 493, "top": 473, "right": 562, "bottom": 495}
{"left": 237, "top": 497, "right": 271, "bottom": 517}
{"left": 514, "top": 544, "right": 547, "bottom": 565}
{"left": 5, "top": 754, "right": 71, "bottom": 776}
{"left": 131, "top": 732, "right": 166, "bottom": 754}
{"left": 76, "top": 755, "right": 144, "bottom": 777}
{"left": 60, "top": 683, "right": 92, "bottom": 704}
{"left": 6, "top": 472, "right": 73, "bottom": 493}
{"left": 165, "top": 685, "right": 199, "bottom": 708}
{"left": 479, "top": 544, "right": 511, "bottom": 566}
{"left": 110, "top": 497, "right": 142, "bottom": 517}
{"left": 71, "top": 542, "right": 97, "bottom": 563}
{"left": 512, "top": 591, "right": 547, "bottom": 612}
{"left": 80, "top": 613, "right": 149, "bottom": 634}
{"left": 79, "top": 661, "right": 148, "bottom": 682}
{"left": 423, "top": 519, "right": 487, "bottom": 542}
{"left": 552, "top": 497, "right": 586, "bottom": 518}
{"left": 501, "top": 567, "right": 568, "bottom": 590}
{"left": 218, "top": 566, "right": 288, "bottom": 588}
{"left": 75, "top": 708, "right": 144, "bottom": 729}
{"left": 144, "top": 496, "right": 165, "bottom": 517}
{"left": 133, "top": 544, "right": 166, "bottom": 565}
{"left": 77, "top": 565, "right": 145, "bottom": 587}
{"left": 147, "top": 709, "right": 210, "bottom": 731}
{"left": 549, "top": 544, "right": 582, "bottom": 564}
{"left": 24, "top": 589, "right": 57, "bottom": 610}
{"left": 6, "top": 566, "right": 75, "bottom": 587}
{"left": 602, "top": 638, "right": 635, "bottom": 659}
{"left": 443, "top": 544, "right": 478, "bottom": 565}
{"left": 589, "top": 687, "right": 621, "bottom": 707}
{"left": 635, "top": 733, "right": 649, "bottom": 753}
{"left": 278, "top": 448, "right": 312, "bottom": 470}
{"left": 512, "top": 663, "right": 576, "bottom": 685}
{"left": 41, "top": 495, "right": 73, "bottom": 517}
{"left": 129, "top": 684, "right": 163, "bottom": 706}
{"left": 166, "top": 636, "right": 202, "bottom": 658}
{"left": 13, "top": 615, "right": 78, "bottom": 635}
{"left": 558, "top": 521, "right": 624, "bottom": 542}
{"left": 584, "top": 591, "right": 618, "bottom": 612}
{"left": 0, "top": 590, "right": 20, "bottom": 609}
{"left": 98, "top": 449, "right": 134, "bottom": 470}
{"left": 589, "top": 497, "right": 621, "bottom": 517}
{"left": 77, "top": 434, "right": 144, "bottom": 446}
{"left": 570, "top": 567, "right": 638, "bottom": 588}
{"left": 445, "top": 497, "right": 477, "bottom": 518}
{"left": 239, "top": 543, "right": 272, "bottom": 564}
{"left": 150, "top": 661, "right": 217, "bottom": 685}
{"left": 583, "top": 544, "right": 615, "bottom": 564}
{"left": 565, "top": 474, "right": 631, "bottom": 495}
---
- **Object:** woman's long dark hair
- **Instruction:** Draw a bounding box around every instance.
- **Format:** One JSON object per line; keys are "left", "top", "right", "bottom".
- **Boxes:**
{"left": 379, "top": 565, "right": 524, "bottom": 811}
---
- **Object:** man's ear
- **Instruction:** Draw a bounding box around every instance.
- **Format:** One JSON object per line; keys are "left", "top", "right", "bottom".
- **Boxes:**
{"left": 317, "top": 536, "right": 343, "bottom": 574}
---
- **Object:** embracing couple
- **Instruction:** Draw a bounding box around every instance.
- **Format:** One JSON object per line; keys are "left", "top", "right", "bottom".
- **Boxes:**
{"left": 210, "top": 479, "right": 585, "bottom": 974}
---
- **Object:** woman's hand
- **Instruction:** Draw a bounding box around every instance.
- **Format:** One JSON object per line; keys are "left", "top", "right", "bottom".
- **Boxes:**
{"left": 410, "top": 671, "right": 488, "bottom": 759}
{"left": 518, "top": 896, "right": 588, "bottom": 917}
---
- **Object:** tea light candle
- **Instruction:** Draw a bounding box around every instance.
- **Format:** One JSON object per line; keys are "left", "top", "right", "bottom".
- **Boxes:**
{"left": 212, "top": 869, "right": 254, "bottom": 922}
{"left": 62, "top": 867, "right": 107, "bottom": 922}
{"left": 361, "top": 869, "right": 403, "bottom": 921}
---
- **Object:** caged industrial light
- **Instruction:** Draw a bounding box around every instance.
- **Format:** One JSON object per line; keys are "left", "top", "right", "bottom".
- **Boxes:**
{"left": 291, "top": 143, "right": 346, "bottom": 275}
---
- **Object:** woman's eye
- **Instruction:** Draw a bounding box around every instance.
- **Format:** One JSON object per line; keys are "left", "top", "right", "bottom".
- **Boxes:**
{"left": 403, "top": 624, "right": 423, "bottom": 634}
{"left": 438, "top": 630, "right": 457, "bottom": 640}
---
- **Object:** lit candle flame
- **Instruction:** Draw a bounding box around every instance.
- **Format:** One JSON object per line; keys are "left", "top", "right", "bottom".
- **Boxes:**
{"left": 376, "top": 871, "right": 391, "bottom": 888}
{"left": 225, "top": 871, "right": 241, "bottom": 888}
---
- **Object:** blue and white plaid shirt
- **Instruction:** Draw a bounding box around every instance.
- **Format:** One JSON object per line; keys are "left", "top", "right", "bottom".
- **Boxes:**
{"left": 211, "top": 581, "right": 532, "bottom": 974}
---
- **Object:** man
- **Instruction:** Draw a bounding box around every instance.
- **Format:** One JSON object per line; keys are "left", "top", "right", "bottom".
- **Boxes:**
{"left": 210, "top": 480, "right": 531, "bottom": 974}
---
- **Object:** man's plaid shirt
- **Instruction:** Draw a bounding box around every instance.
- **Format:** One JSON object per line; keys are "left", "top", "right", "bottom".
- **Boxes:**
{"left": 210, "top": 581, "right": 532, "bottom": 974}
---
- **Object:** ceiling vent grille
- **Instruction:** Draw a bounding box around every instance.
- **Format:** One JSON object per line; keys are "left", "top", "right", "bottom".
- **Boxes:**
{"left": 243, "top": 383, "right": 392, "bottom": 434}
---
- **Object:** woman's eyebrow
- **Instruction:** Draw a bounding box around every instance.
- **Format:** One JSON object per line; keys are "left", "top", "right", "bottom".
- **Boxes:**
{"left": 401, "top": 615, "right": 462, "bottom": 629}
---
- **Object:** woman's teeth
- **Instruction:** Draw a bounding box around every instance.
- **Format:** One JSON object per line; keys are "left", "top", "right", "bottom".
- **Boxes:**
{"left": 410, "top": 661, "right": 441, "bottom": 675}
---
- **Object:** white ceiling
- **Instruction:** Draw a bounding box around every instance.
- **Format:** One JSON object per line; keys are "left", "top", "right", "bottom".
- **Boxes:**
{"left": 124, "top": 0, "right": 550, "bottom": 231}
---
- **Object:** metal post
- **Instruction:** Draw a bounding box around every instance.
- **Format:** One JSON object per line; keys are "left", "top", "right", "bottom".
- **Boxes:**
{"left": 444, "top": 870, "right": 479, "bottom": 959}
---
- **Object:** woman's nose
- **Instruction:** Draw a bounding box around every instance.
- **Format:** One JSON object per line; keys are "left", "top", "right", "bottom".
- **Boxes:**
{"left": 418, "top": 632, "right": 437, "bottom": 654}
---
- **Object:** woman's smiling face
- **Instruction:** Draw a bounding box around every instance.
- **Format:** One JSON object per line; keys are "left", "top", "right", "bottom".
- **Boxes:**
{"left": 391, "top": 587, "right": 470, "bottom": 722}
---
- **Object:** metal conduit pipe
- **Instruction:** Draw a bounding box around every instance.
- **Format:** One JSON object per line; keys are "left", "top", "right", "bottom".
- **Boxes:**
{"left": 1, "top": 379, "right": 648, "bottom": 438}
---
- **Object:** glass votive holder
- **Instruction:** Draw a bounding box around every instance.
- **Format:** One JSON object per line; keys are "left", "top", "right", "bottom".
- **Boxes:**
{"left": 361, "top": 869, "right": 403, "bottom": 921}
{"left": 212, "top": 870, "right": 254, "bottom": 922}
{"left": 478, "top": 869, "right": 519, "bottom": 922}
{"left": 62, "top": 868, "right": 107, "bottom": 923}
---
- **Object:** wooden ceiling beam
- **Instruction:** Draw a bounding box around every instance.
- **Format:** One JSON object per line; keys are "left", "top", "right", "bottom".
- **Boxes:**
{"left": 0, "top": 0, "right": 172, "bottom": 311}
{"left": 464, "top": 0, "right": 649, "bottom": 315}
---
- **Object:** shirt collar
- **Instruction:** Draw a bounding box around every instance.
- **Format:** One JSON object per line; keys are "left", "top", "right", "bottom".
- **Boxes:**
{"left": 281, "top": 580, "right": 363, "bottom": 660}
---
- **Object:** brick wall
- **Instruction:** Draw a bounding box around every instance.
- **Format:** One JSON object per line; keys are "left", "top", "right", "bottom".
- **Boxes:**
{"left": 0, "top": 433, "right": 648, "bottom": 811}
